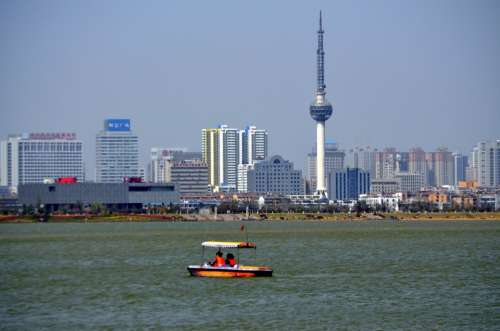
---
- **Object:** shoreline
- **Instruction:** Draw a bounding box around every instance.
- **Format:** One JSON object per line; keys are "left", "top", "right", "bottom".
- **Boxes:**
{"left": 1, "top": 212, "right": 500, "bottom": 223}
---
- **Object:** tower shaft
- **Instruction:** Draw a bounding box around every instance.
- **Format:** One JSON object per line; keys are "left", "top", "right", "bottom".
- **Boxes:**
{"left": 316, "top": 121, "right": 326, "bottom": 192}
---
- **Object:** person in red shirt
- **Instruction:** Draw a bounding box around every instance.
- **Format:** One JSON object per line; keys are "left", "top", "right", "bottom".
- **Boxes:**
{"left": 225, "top": 253, "right": 236, "bottom": 267}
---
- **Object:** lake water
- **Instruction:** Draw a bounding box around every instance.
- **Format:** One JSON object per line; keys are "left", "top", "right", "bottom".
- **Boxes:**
{"left": 0, "top": 221, "right": 499, "bottom": 330}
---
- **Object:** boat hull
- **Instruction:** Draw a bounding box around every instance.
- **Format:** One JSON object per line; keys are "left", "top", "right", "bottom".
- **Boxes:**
{"left": 187, "top": 265, "right": 272, "bottom": 278}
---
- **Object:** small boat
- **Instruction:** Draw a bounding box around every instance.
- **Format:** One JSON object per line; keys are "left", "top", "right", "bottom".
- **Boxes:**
{"left": 187, "top": 241, "right": 273, "bottom": 277}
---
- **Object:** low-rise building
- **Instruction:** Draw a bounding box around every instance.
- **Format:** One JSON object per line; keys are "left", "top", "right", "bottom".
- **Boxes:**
{"left": 247, "top": 155, "right": 303, "bottom": 195}
{"left": 395, "top": 172, "right": 424, "bottom": 193}
{"left": 170, "top": 160, "right": 208, "bottom": 195}
{"left": 451, "top": 195, "right": 475, "bottom": 209}
{"left": 328, "top": 168, "right": 370, "bottom": 201}
{"left": 426, "top": 191, "right": 449, "bottom": 204}
{"left": 458, "top": 180, "right": 479, "bottom": 190}
{"left": 18, "top": 182, "right": 180, "bottom": 211}
{"left": 370, "top": 179, "right": 400, "bottom": 195}
{"left": 358, "top": 193, "right": 402, "bottom": 211}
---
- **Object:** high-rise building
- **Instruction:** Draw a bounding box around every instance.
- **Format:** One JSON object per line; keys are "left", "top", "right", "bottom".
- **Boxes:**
{"left": 453, "top": 153, "right": 468, "bottom": 186}
{"left": 473, "top": 140, "right": 500, "bottom": 188}
{"left": 237, "top": 163, "right": 254, "bottom": 193}
{"left": 306, "top": 141, "right": 345, "bottom": 193}
{"left": 239, "top": 126, "right": 268, "bottom": 165}
{"left": 201, "top": 125, "right": 240, "bottom": 191}
{"left": 309, "top": 11, "right": 333, "bottom": 198}
{"left": 95, "top": 119, "right": 139, "bottom": 183}
{"left": 170, "top": 160, "right": 208, "bottom": 195}
{"left": 409, "top": 147, "right": 427, "bottom": 185}
{"left": 0, "top": 133, "right": 84, "bottom": 192}
{"left": 426, "top": 147, "right": 453, "bottom": 187}
{"left": 328, "top": 168, "right": 370, "bottom": 201}
{"left": 247, "top": 155, "right": 303, "bottom": 195}
{"left": 374, "top": 148, "right": 397, "bottom": 179}
{"left": 149, "top": 147, "right": 202, "bottom": 183}
{"left": 345, "top": 146, "right": 377, "bottom": 177}
{"left": 396, "top": 152, "right": 409, "bottom": 172}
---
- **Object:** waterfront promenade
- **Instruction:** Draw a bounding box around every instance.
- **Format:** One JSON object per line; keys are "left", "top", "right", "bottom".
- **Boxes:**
{"left": 1, "top": 211, "right": 500, "bottom": 223}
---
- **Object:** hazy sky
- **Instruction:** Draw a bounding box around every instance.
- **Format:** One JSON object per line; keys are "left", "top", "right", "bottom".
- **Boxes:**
{"left": 1, "top": 0, "right": 499, "bottom": 178}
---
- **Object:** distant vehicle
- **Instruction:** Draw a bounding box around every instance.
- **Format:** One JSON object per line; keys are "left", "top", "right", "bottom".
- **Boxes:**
{"left": 187, "top": 241, "right": 273, "bottom": 278}
{"left": 55, "top": 177, "right": 77, "bottom": 184}
{"left": 43, "top": 178, "right": 55, "bottom": 184}
{"left": 123, "top": 177, "right": 143, "bottom": 183}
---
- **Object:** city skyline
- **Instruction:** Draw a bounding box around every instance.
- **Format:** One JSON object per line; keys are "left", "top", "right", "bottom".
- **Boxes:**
{"left": 1, "top": 1, "right": 499, "bottom": 176}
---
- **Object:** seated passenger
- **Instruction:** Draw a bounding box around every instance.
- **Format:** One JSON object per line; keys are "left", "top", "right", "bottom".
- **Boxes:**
{"left": 225, "top": 253, "right": 236, "bottom": 267}
{"left": 212, "top": 251, "right": 225, "bottom": 267}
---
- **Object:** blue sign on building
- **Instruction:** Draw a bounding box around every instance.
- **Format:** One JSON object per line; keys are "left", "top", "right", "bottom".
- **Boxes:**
{"left": 105, "top": 119, "right": 131, "bottom": 132}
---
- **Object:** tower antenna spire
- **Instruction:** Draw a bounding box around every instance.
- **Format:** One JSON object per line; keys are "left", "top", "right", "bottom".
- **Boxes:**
{"left": 319, "top": 10, "right": 323, "bottom": 32}
{"left": 317, "top": 10, "right": 325, "bottom": 93}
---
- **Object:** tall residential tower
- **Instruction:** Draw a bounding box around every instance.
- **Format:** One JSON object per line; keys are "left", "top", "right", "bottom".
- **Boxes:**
{"left": 309, "top": 11, "right": 333, "bottom": 198}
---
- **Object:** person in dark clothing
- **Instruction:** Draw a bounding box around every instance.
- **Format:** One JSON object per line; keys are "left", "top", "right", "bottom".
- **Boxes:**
{"left": 225, "top": 253, "right": 236, "bottom": 267}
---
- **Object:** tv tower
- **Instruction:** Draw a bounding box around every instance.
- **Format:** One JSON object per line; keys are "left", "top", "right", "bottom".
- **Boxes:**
{"left": 309, "top": 11, "right": 333, "bottom": 198}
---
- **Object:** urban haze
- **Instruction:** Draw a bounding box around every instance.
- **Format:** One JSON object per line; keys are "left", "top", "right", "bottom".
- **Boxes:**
{"left": 1, "top": 0, "right": 499, "bottom": 178}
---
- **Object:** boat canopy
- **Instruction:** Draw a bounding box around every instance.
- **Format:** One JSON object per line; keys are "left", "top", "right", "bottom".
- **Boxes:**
{"left": 201, "top": 241, "right": 256, "bottom": 249}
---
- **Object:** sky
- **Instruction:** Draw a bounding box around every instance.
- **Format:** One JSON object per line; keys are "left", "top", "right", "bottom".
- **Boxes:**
{"left": 1, "top": 0, "right": 499, "bottom": 179}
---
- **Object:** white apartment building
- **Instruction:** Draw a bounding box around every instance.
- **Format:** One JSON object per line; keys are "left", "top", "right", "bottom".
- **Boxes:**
{"left": 202, "top": 125, "right": 268, "bottom": 192}
{"left": 473, "top": 140, "right": 500, "bottom": 187}
{"left": 0, "top": 133, "right": 84, "bottom": 192}
{"left": 239, "top": 126, "right": 268, "bottom": 165}
{"left": 237, "top": 163, "right": 254, "bottom": 193}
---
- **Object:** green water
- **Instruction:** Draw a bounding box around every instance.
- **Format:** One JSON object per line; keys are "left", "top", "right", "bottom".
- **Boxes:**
{"left": 0, "top": 221, "right": 499, "bottom": 330}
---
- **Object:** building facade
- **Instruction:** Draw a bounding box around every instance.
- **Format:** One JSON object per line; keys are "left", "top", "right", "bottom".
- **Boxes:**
{"left": 370, "top": 178, "right": 400, "bottom": 195}
{"left": 409, "top": 147, "right": 427, "bottom": 184}
{"left": 202, "top": 125, "right": 268, "bottom": 192}
{"left": 453, "top": 153, "right": 468, "bottom": 186}
{"left": 247, "top": 155, "right": 303, "bottom": 195}
{"left": 201, "top": 125, "right": 240, "bottom": 191}
{"left": 237, "top": 163, "right": 254, "bottom": 193}
{"left": 18, "top": 182, "right": 179, "bottom": 211}
{"left": 239, "top": 126, "right": 268, "bottom": 165}
{"left": 149, "top": 147, "right": 202, "bottom": 183}
{"left": 426, "top": 147, "right": 453, "bottom": 187}
{"left": 345, "top": 146, "right": 377, "bottom": 178}
{"left": 170, "top": 160, "right": 208, "bottom": 195}
{"left": 328, "top": 168, "right": 370, "bottom": 201}
{"left": 96, "top": 119, "right": 139, "bottom": 183}
{"left": 395, "top": 172, "right": 424, "bottom": 193}
{"left": 374, "top": 148, "right": 397, "bottom": 179}
{"left": 0, "top": 133, "right": 84, "bottom": 192}
{"left": 473, "top": 140, "right": 500, "bottom": 187}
